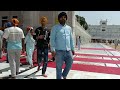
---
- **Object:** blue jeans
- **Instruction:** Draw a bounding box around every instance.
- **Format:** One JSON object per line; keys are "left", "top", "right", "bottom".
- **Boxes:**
{"left": 55, "top": 50, "right": 73, "bottom": 79}
{"left": 37, "top": 48, "right": 48, "bottom": 74}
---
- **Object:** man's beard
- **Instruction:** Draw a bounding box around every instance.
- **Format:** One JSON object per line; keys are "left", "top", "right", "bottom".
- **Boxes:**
{"left": 59, "top": 20, "right": 66, "bottom": 25}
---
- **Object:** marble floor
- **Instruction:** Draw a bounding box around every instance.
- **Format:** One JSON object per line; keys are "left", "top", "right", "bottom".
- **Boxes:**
{"left": 1, "top": 43, "right": 120, "bottom": 79}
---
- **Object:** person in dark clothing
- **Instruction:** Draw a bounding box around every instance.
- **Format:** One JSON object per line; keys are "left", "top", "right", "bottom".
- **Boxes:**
{"left": 34, "top": 16, "right": 50, "bottom": 77}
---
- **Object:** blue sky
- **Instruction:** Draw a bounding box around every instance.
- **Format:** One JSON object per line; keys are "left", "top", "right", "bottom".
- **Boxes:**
{"left": 75, "top": 11, "right": 120, "bottom": 25}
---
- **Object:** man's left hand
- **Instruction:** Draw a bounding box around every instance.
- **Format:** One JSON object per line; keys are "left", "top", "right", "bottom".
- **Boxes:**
{"left": 72, "top": 50, "right": 75, "bottom": 55}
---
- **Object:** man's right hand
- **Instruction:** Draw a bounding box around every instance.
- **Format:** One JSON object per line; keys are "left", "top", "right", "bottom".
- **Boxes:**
{"left": 51, "top": 51, "right": 56, "bottom": 57}
{"left": 72, "top": 50, "right": 75, "bottom": 55}
{"left": 22, "top": 48, "right": 25, "bottom": 53}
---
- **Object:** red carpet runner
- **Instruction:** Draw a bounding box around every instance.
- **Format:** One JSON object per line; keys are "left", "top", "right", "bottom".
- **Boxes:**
{"left": 1, "top": 52, "right": 120, "bottom": 75}
{"left": 81, "top": 48, "right": 116, "bottom": 51}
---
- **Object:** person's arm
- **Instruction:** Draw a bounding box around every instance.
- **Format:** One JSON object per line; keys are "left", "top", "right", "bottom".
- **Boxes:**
{"left": 70, "top": 27, "right": 75, "bottom": 55}
{"left": 34, "top": 29, "right": 38, "bottom": 40}
{"left": 24, "top": 34, "right": 29, "bottom": 44}
{"left": 50, "top": 26, "right": 56, "bottom": 52}
{"left": 20, "top": 29, "right": 25, "bottom": 53}
{"left": 22, "top": 38, "right": 25, "bottom": 52}
{"left": 34, "top": 28, "right": 40, "bottom": 40}
{"left": 2, "top": 29, "right": 9, "bottom": 53}
{"left": 50, "top": 26, "right": 56, "bottom": 57}
{"left": 2, "top": 38, "right": 7, "bottom": 53}
{"left": 46, "top": 31, "right": 50, "bottom": 48}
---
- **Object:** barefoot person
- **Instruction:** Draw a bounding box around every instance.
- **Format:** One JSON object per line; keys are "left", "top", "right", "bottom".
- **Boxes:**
{"left": 34, "top": 16, "right": 50, "bottom": 77}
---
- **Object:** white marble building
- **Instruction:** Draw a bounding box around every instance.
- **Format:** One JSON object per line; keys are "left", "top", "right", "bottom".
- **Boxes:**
{"left": 0, "top": 11, "right": 73, "bottom": 30}
{"left": 0, "top": 11, "right": 91, "bottom": 45}
{"left": 86, "top": 20, "right": 120, "bottom": 43}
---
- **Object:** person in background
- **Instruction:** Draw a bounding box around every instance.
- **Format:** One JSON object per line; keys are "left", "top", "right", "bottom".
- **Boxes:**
{"left": 2, "top": 18, "right": 25, "bottom": 79}
{"left": 50, "top": 12, "right": 75, "bottom": 79}
{"left": 25, "top": 26, "right": 35, "bottom": 68}
{"left": 114, "top": 39, "right": 119, "bottom": 49}
{"left": 77, "top": 36, "right": 81, "bottom": 50}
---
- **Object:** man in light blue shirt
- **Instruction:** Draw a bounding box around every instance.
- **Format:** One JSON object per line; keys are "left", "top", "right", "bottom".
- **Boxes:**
{"left": 50, "top": 12, "right": 75, "bottom": 79}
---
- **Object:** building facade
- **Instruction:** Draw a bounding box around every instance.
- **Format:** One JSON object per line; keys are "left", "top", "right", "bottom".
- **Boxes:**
{"left": 0, "top": 11, "right": 74, "bottom": 29}
{"left": 86, "top": 20, "right": 120, "bottom": 43}
{"left": 0, "top": 11, "right": 91, "bottom": 45}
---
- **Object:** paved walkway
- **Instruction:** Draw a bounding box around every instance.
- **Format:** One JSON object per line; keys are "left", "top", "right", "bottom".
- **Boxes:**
{"left": 1, "top": 43, "right": 120, "bottom": 79}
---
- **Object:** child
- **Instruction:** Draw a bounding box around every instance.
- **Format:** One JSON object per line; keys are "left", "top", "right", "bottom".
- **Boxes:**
{"left": 34, "top": 16, "right": 50, "bottom": 77}
{"left": 25, "top": 26, "right": 36, "bottom": 68}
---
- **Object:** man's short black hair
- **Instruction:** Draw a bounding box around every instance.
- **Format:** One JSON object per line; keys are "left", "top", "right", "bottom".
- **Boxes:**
{"left": 58, "top": 12, "right": 67, "bottom": 20}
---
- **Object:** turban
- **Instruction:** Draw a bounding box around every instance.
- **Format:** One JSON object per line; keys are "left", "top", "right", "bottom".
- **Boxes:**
{"left": 40, "top": 16, "right": 48, "bottom": 24}
{"left": 5, "top": 22, "right": 12, "bottom": 27}
{"left": 11, "top": 18, "right": 19, "bottom": 26}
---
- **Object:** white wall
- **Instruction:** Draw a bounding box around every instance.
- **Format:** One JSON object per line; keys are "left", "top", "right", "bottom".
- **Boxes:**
{"left": 74, "top": 20, "right": 91, "bottom": 45}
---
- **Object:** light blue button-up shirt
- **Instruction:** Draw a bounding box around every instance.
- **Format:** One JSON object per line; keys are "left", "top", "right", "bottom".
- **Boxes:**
{"left": 50, "top": 24, "right": 74, "bottom": 52}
